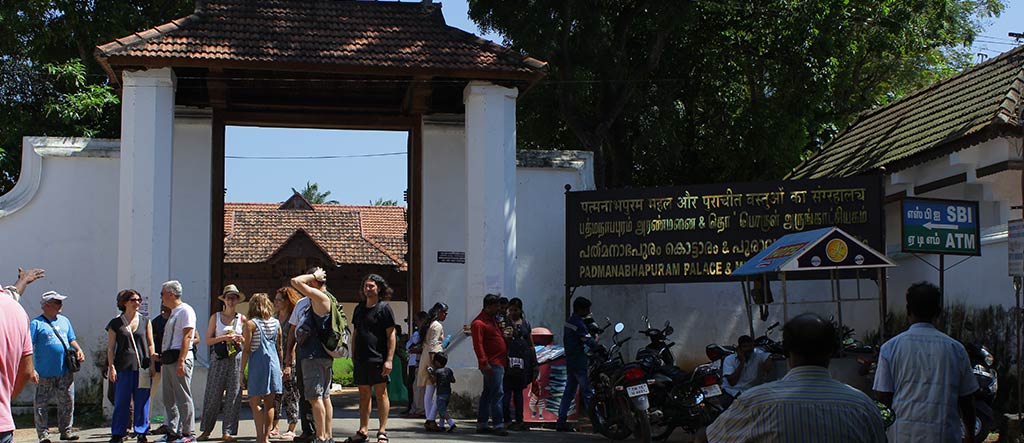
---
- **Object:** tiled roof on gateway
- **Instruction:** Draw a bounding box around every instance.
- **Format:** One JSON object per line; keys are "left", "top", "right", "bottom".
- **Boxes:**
{"left": 224, "top": 201, "right": 407, "bottom": 270}
{"left": 789, "top": 45, "right": 1024, "bottom": 179}
{"left": 95, "top": 0, "right": 545, "bottom": 81}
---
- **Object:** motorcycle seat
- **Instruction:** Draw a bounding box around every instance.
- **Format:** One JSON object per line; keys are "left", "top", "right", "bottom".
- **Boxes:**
{"left": 707, "top": 344, "right": 735, "bottom": 355}
{"left": 657, "top": 364, "right": 689, "bottom": 384}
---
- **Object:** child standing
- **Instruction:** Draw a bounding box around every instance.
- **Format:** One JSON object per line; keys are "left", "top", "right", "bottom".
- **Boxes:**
{"left": 427, "top": 352, "right": 456, "bottom": 432}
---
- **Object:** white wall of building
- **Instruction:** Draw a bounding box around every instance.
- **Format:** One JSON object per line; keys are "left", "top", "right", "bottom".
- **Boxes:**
{"left": 169, "top": 111, "right": 214, "bottom": 362}
{"left": 0, "top": 137, "right": 121, "bottom": 406}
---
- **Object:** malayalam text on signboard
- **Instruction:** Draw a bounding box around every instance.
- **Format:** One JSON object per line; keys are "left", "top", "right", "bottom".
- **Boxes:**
{"left": 900, "top": 198, "right": 980, "bottom": 256}
{"left": 565, "top": 176, "right": 884, "bottom": 286}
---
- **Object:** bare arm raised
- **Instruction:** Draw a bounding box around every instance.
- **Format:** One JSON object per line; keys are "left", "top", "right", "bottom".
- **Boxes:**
{"left": 291, "top": 268, "right": 330, "bottom": 317}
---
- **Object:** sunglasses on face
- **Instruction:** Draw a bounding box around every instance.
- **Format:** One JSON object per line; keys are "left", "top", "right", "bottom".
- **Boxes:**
{"left": 49, "top": 300, "right": 62, "bottom": 306}
{"left": 128, "top": 298, "right": 142, "bottom": 303}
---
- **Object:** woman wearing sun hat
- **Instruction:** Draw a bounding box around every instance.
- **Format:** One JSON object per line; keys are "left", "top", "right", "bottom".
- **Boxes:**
{"left": 198, "top": 285, "right": 247, "bottom": 441}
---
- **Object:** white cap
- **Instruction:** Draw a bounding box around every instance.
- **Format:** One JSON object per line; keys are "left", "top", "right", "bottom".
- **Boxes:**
{"left": 41, "top": 291, "right": 67, "bottom": 302}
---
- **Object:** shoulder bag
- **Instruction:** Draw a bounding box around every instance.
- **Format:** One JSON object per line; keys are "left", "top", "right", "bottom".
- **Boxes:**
{"left": 45, "top": 317, "right": 81, "bottom": 373}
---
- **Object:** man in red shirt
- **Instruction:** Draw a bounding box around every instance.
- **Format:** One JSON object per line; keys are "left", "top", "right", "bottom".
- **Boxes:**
{"left": 471, "top": 294, "right": 508, "bottom": 436}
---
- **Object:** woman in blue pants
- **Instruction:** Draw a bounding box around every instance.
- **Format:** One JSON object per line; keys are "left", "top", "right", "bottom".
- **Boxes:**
{"left": 106, "top": 289, "right": 157, "bottom": 443}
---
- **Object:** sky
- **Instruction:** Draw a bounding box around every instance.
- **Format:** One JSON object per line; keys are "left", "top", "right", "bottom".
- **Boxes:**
{"left": 223, "top": 1, "right": 500, "bottom": 205}
{"left": 224, "top": 1, "right": 1024, "bottom": 205}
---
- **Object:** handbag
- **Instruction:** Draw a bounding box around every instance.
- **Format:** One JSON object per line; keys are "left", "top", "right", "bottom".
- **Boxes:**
{"left": 123, "top": 314, "right": 150, "bottom": 388}
{"left": 160, "top": 349, "right": 181, "bottom": 365}
{"left": 45, "top": 318, "right": 80, "bottom": 373}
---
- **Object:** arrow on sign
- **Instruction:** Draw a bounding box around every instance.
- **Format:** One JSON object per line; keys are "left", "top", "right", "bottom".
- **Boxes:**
{"left": 924, "top": 222, "right": 959, "bottom": 230}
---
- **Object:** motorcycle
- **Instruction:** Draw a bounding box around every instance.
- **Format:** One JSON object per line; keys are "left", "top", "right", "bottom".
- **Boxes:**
{"left": 587, "top": 321, "right": 652, "bottom": 442}
{"left": 636, "top": 317, "right": 724, "bottom": 441}
{"left": 964, "top": 340, "right": 1000, "bottom": 442}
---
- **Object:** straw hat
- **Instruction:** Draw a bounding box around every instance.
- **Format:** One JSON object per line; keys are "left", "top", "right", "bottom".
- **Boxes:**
{"left": 218, "top": 284, "right": 246, "bottom": 302}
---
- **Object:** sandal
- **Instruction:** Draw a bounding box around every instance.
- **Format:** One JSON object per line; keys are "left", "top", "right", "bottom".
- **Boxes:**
{"left": 376, "top": 432, "right": 388, "bottom": 443}
{"left": 280, "top": 431, "right": 296, "bottom": 440}
{"left": 342, "top": 431, "right": 368, "bottom": 443}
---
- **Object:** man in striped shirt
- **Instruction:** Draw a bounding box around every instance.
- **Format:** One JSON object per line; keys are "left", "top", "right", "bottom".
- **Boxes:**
{"left": 873, "top": 282, "right": 978, "bottom": 443}
{"left": 702, "top": 313, "right": 885, "bottom": 443}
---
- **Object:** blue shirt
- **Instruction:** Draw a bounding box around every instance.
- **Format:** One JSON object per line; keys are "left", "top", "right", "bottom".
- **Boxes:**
{"left": 30, "top": 315, "right": 76, "bottom": 378}
{"left": 563, "top": 314, "right": 593, "bottom": 369}
{"left": 707, "top": 366, "right": 886, "bottom": 443}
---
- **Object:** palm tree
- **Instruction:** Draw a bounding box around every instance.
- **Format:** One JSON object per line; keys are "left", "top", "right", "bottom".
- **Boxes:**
{"left": 292, "top": 181, "right": 339, "bottom": 204}
{"left": 370, "top": 198, "right": 399, "bottom": 206}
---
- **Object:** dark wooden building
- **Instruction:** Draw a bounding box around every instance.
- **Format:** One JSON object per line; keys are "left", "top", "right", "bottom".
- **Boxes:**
{"left": 222, "top": 193, "right": 407, "bottom": 304}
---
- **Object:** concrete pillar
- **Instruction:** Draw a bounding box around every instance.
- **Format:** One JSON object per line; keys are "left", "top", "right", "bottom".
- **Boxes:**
{"left": 464, "top": 81, "right": 519, "bottom": 318}
{"left": 117, "top": 68, "right": 176, "bottom": 314}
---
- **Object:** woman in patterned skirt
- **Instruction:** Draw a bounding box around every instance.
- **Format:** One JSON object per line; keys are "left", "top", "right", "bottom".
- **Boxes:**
{"left": 199, "top": 285, "right": 247, "bottom": 441}
{"left": 270, "top": 287, "right": 302, "bottom": 439}
{"left": 241, "top": 293, "right": 284, "bottom": 443}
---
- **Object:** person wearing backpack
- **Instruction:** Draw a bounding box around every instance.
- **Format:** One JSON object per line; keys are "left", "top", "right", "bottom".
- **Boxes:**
{"left": 290, "top": 268, "right": 335, "bottom": 443}
{"left": 343, "top": 275, "right": 396, "bottom": 443}
{"left": 502, "top": 298, "right": 538, "bottom": 431}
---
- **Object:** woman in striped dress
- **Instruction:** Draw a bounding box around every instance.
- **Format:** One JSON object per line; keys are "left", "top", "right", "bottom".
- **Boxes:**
{"left": 241, "top": 293, "right": 284, "bottom": 443}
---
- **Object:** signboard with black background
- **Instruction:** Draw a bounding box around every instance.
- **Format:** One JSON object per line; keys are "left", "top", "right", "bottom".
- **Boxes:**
{"left": 566, "top": 176, "right": 884, "bottom": 286}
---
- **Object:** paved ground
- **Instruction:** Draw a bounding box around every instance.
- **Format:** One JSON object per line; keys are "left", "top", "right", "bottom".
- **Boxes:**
{"left": 13, "top": 391, "right": 696, "bottom": 443}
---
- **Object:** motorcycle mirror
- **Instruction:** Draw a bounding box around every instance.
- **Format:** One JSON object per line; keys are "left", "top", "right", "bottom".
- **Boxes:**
{"left": 663, "top": 320, "right": 670, "bottom": 328}
{"left": 614, "top": 323, "right": 625, "bottom": 334}
{"left": 664, "top": 326, "right": 674, "bottom": 336}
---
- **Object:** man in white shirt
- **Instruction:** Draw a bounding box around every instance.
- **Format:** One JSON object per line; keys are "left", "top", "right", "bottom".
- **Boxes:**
{"left": 874, "top": 281, "right": 978, "bottom": 443}
{"left": 721, "top": 335, "right": 772, "bottom": 407}
{"left": 159, "top": 281, "right": 198, "bottom": 443}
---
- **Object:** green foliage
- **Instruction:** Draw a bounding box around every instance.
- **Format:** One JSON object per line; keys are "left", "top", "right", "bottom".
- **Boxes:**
{"left": 0, "top": 0, "right": 194, "bottom": 194}
{"left": 332, "top": 357, "right": 354, "bottom": 387}
{"left": 370, "top": 198, "right": 399, "bottom": 206}
{"left": 43, "top": 60, "right": 118, "bottom": 136}
{"left": 468, "top": 0, "right": 1004, "bottom": 188}
{"left": 292, "top": 181, "right": 340, "bottom": 204}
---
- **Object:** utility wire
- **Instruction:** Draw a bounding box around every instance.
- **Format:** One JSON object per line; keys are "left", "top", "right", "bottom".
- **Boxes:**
{"left": 226, "top": 151, "right": 406, "bottom": 160}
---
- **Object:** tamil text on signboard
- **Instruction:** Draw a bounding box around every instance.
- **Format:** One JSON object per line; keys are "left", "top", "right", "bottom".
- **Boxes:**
{"left": 900, "top": 198, "right": 980, "bottom": 256}
{"left": 565, "top": 176, "right": 883, "bottom": 286}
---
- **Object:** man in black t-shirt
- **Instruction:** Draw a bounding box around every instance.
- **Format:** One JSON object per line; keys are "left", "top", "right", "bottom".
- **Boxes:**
{"left": 345, "top": 275, "right": 397, "bottom": 443}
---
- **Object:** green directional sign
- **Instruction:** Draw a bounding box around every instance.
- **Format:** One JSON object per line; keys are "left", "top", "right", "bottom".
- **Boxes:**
{"left": 901, "top": 198, "right": 980, "bottom": 256}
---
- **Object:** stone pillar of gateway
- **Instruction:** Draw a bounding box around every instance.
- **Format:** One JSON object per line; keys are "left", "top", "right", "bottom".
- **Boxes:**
{"left": 116, "top": 68, "right": 176, "bottom": 315}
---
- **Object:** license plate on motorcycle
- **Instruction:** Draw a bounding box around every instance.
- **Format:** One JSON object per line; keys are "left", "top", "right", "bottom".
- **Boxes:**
{"left": 701, "top": 385, "right": 722, "bottom": 397}
{"left": 626, "top": 384, "right": 649, "bottom": 397}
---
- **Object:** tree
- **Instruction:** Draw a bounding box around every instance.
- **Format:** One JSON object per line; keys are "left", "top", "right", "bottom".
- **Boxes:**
{"left": 370, "top": 198, "right": 399, "bottom": 206}
{"left": 468, "top": 0, "right": 1003, "bottom": 188}
{"left": 293, "top": 182, "right": 339, "bottom": 204}
{"left": 0, "top": 1, "right": 194, "bottom": 194}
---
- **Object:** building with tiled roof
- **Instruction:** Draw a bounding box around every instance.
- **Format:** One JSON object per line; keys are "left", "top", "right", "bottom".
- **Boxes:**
{"left": 223, "top": 193, "right": 408, "bottom": 302}
{"left": 789, "top": 45, "right": 1023, "bottom": 179}
{"left": 782, "top": 46, "right": 1022, "bottom": 318}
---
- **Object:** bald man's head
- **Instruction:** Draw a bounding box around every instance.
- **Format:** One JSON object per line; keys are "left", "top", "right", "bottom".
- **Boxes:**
{"left": 782, "top": 313, "right": 838, "bottom": 367}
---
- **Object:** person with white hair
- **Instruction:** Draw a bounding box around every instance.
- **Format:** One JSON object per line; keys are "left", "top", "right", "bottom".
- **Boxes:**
{"left": 158, "top": 281, "right": 198, "bottom": 443}
{"left": 30, "top": 290, "right": 85, "bottom": 443}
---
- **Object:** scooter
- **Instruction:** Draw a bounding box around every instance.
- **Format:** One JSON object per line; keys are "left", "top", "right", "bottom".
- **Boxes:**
{"left": 587, "top": 321, "right": 652, "bottom": 442}
{"left": 636, "top": 317, "right": 724, "bottom": 441}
